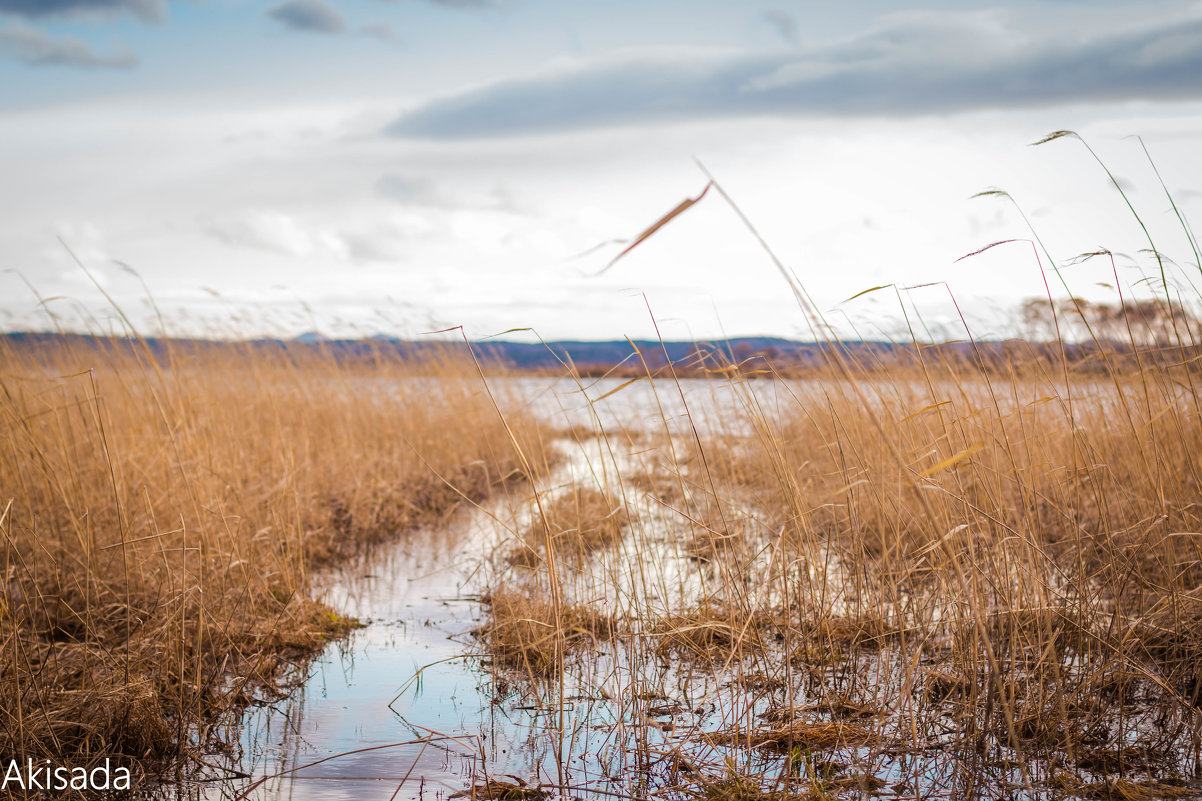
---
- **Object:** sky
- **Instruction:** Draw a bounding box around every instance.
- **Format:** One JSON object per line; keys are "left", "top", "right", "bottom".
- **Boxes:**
{"left": 1, "top": 0, "right": 1201, "bottom": 342}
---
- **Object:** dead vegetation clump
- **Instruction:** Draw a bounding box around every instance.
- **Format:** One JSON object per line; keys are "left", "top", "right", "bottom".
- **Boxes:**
{"left": 1131, "top": 590, "right": 1202, "bottom": 705}
{"left": 794, "top": 613, "right": 900, "bottom": 654}
{"left": 628, "top": 467, "right": 687, "bottom": 506}
{"left": 508, "top": 486, "right": 628, "bottom": 566}
{"left": 451, "top": 777, "right": 548, "bottom": 800}
{"left": 1048, "top": 773, "right": 1202, "bottom": 800}
{"left": 921, "top": 669, "right": 975, "bottom": 703}
{"left": 808, "top": 692, "right": 886, "bottom": 721}
{"left": 1074, "top": 745, "right": 1165, "bottom": 776}
{"left": 651, "top": 601, "right": 779, "bottom": 661}
{"left": 707, "top": 719, "right": 878, "bottom": 753}
{"left": 683, "top": 772, "right": 868, "bottom": 801}
{"left": 684, "top": 774, "right": 811, "bottom": 801}
{"left": 477, "top": 588, "right": 616, "bottom": 676}
{"left": 675, "top": 494, "right": 761, "bottom": 569}
{"left": 977, "top": 604, "right": 1092, "bottom": 656}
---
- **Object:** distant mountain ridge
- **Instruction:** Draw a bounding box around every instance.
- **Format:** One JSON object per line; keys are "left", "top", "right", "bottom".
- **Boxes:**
{"left": 1, "top": 331, "right": 1183, "bottom": 375}
{"left": 0, "top": 331, "right": 909, "bottom": 372}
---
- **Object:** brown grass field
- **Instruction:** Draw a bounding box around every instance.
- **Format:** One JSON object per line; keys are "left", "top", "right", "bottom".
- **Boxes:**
{"left": 0, "top": 336, "right": 553, "bottom": 784}
{"left": 5, "top": 311, "right": 1202, "bottom": 800}
{"left": 471, "top": 338, "right": 1202, "bottom": 800}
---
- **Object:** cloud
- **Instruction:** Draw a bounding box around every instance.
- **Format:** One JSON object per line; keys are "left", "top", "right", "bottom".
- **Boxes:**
{"left": 340, "top": 215, "right": 433, "bottom": 262}
{"left": 207, "top": 210, "right": 347, "bottom": 258}
{"left": 267, "top": 0, "right": 345, "bottom": 35}
{"left": 0, "top": 0, "right": 164, "bottom": 23}
{"left": 0, "top": 22, "right": 137, "bottom": 68}
{"left": 205, "top": 209, "right": 431, "bottom": 264}
{"left": 54, "top": 220, "right": 113, "bottom": 270}
{"left": 762, "top": 9, "right": 798, "bottom": 45}
{"left": 385, "top": 11, "right": 1202, "bottom": 139}
{"left": 375, "top": 173, "right": 522, "bottom": 213}
{"left": 375, "top": 174, "right": 443, "bottom": 205}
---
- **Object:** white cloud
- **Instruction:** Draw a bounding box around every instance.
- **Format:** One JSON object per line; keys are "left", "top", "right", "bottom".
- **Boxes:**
{"left": 207, "top": 210, "right": 347, "bottom": 259}
{"left": 385, "top": 11, "right": 1202, "bottom": 139}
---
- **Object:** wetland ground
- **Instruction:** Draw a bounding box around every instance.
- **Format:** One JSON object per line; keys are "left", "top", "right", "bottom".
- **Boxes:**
{"left": 34, "top": 364, "right": 1192, "bottom": 801}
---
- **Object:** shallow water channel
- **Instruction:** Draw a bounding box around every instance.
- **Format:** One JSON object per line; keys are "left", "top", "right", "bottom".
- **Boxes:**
{"left": 193, "top": 522, "right": 529, "bottom": 799}
{"left": 183, "top": 378, "right": 753, "bottom": 800}
{"left": 174, "top": 375, "right": 1183, "bottom": 801}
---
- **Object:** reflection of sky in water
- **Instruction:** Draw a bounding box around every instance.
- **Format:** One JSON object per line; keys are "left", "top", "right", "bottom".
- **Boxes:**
{"left": 180, "top": 500, "right": 495, "bottom": 798}
{"left": 222, "top": 524, "right": 520, "bottom": 800}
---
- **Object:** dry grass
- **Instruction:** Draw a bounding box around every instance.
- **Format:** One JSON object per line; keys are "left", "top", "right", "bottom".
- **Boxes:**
{"left": 651, "top": 601, "right": 777, "bottom": 661}
{"left": 451, "top": 777, "right": 549, "bottom": 800}
{"left": 1048, "top": 774, "right": 1202, "bottom": 800}
{"left": 507, "top": 485, "right": 628, "bottom": 566}
{"left": 477, "top": 587, "right": 616, "bottom": 677}
{"left": 685, "top": 773, "right": 835, "bottom": 801}
{"left": 0, "top": 336, "right": 551, "bottom": 773}
{"left": 475, "top": 333, "right": 1202, "bottom": 795}
{"left": 708, "top": 719, "right": 879, "bottom": 753}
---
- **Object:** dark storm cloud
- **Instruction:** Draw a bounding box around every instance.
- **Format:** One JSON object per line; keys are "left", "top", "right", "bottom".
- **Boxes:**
{"left": 0, "top": 0, "right": 164, "bottom": 23}
{"left": 0, "top": 21, "right": 137, "bottom": 67}
{"left": 385, "top": 10, "right": 1202, "bottom": 139}
{"left": 267, "top": 0, "right": 345, "bottom": 34}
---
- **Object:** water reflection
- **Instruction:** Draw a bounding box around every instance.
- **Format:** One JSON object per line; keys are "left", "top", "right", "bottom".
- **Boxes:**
{"left": 195, "top": 522, "right": 496, "bottom": 800}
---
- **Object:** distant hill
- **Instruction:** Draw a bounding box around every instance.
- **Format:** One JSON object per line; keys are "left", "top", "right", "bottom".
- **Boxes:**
{"left": 0, "top": 331, "right": 912, "bottom": 373}
{"left": 1, "top": 331, "right": 1186, "bottom": 376}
